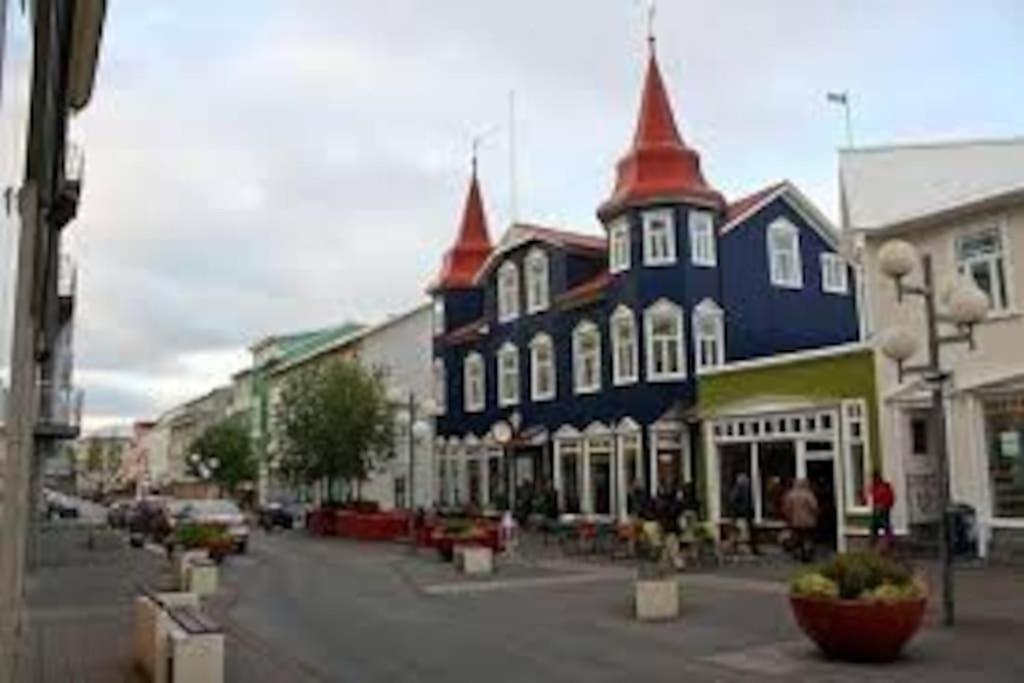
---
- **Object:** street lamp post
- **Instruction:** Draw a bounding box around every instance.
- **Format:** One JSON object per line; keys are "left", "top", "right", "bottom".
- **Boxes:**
{"left": 388, "top": 388, "right": 435, "bottom": 542}
{"left": 878, "top": 239, "right": 989, "bottom": 627}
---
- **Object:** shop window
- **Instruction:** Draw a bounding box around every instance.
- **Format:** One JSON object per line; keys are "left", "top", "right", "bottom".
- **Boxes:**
{"left": 760, "top": 441, "right": 797, "bottom": 521}
{"left": 559, "top": 440, "right": 582, "bottom": 513}
{"left": 589, "top": 437, "right": 614, "bottom": 515}
{"left": 719, "top": 443, "right": 752, "bottom": 518}
{"left": 487, "top": 455, "right": 505, "bottom": 508}
{"left": 984, "top": 396, "right": 1024, "bottom": 519}
{"left": 843, "top": 399, "right": 871, "bottom": 510}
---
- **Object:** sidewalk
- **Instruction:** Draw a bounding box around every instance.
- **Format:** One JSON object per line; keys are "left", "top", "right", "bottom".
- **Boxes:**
{"left": 21, "top": 523, "right": 172, "bottom": 682}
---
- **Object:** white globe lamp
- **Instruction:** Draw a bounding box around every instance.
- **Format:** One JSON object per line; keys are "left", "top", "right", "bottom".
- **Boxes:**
{"left": 412, "top": 420, "right": 431, "bottom": 441}
{"left": 947, "top": 277, "right": 990, "bottom": 326}
{"left": 386, "top": 386, "right": 405, "bottom": 405}
{"left": 880, "top": 325, "right": 920, "bottom": 362}
{"left": 394, "top": 409, "right": 412, "bottom": 428}
{"left": 491, "top": 420, "right": 512, "bottom": 445}
{"left": 878, "top": 239, "right": 918, "bottom": 280}
{"left": 420, "top": 397, "right": 439, "bottom": 417}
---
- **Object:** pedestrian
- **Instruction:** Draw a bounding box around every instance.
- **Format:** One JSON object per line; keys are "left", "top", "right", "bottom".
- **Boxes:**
{"left": 500, "top": 509, "right": 519, "bottom": 558}
{"left": 868, "top": 470, "right": 895, "bottom": 551}
{"left": 655, "top": 487, "right": 685, "bottom": 570}
{"left": 728, "top": 473, "right": 759, "bottom": 555}
{"left": 782, "top": 478, "right": 819, "bottom": 562}
{"left": 628, "top": 479, "right": 650, "bottom": 519}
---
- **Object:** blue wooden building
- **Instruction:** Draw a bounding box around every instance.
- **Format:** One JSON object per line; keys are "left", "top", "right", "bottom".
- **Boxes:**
{"left": 429, "top": 47, "right": 864, "bottom": 533}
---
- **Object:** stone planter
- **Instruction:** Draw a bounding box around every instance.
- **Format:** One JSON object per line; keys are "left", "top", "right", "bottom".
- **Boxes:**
{"left": 790, "top": 595, "right": 927, "bottom": 662}
{"left": 634, "top": 577, "right": 679, "bottom": 621}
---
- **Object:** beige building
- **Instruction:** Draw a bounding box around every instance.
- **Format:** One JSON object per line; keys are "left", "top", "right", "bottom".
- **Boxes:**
{"left": 842, "top": 138, "right": 1024, "bottom": 559}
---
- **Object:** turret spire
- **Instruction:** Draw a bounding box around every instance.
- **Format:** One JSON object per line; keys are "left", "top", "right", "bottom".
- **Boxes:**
{"left": 431, "top": 163, "right": 493, "bottom": 291}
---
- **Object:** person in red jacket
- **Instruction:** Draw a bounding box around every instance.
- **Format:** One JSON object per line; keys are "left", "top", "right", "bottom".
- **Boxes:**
{"left": 869, "top": 470, "right": 895, "bottom": 550}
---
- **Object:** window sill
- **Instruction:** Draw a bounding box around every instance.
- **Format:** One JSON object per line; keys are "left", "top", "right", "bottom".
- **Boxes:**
{"left": 526, "top": 304, "right": 550, "bottom": 315}
{"left": 823, "top": 287, "right": 849, "bottom": 296}
{"left": 771, "top": 281, "right": 803, "bottom": 291}
{"left": 648, "top": 372, "right": 687, "bottom": 383}
{"left": 465, "top": 406, "right": 485, "bottom": 414}
{"left": 642, "top": 258, "right": 677, "bottom": 268}
{"left": 609, "top": 265, "right": 630, "bottom": 275}
{"left": 979, "top": 308, "right": 1021, "bottom": 323}
{"left": 691, "top": 259, "right": 717, "bottom": 269}
{"left": 497, "top": 315, "right": 519, "bottom": 325}
{"left": 575, "top": 385, "right": 601, "bottom": 396}
{"left": 531, "top": 393, "right": 555, "bottom": 403}
{"left": 498, "top": 400, "right": 520, "bottom": 408}
{"left": 613, "top": 376, "right": 638, "bottom": 387}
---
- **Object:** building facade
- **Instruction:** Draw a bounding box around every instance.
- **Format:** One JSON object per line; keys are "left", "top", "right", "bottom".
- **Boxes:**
{"left": 843, "top": 139, "right": 1024, "bottom": 559}
{"left": 431, "top": 46, "right": 871, "bottom": 544}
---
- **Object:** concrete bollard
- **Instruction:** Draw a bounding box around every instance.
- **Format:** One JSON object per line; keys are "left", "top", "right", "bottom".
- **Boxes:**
{"left": 634, "top": 577, "right": 679, "bottom": 621}
{"left": 185, "top": 559, "right": 219, "bottom": 597}
{"left": 456, "top": 546, "right": 493, "bottom": 575}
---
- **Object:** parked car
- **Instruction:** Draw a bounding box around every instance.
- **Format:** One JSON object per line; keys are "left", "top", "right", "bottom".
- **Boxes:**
{"left": 258, "top": 502, "right": 296, "bottom": 531}
{"left": 171, "top": 499, "right": 250, "bottom": 553}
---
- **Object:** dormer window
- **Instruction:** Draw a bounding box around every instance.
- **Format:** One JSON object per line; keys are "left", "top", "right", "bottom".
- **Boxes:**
{"left": 497, "top": 261, "right": 520, "bottom": 322}
{"left": 689, "top": 211, "right": 716, "bottom": 267}
{"left": 820, "top": 253, "right": 849, "bottom": 295}
{"left": 767, "top": 219, "right": 802, "bottom": 289}
{"left": 609, "top": 220, "right": 631, "bottom": 273}
{"left": 464, "top": 352, "right": 485, "bottom": 413}
{"left": 525, "top": 248, "right": 550, "bottom": 313}
{"left": 642, "top": 209, "right": 676, "bottom": 266}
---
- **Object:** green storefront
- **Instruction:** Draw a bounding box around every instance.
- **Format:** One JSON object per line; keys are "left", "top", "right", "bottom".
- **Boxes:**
{"left": 696, "top": 343, "right": 880, "bottom": 551}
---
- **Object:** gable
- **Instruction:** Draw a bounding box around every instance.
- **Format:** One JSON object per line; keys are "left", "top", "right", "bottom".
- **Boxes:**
{"left": 720, "top": 182, "right": 840, "bottom": 251}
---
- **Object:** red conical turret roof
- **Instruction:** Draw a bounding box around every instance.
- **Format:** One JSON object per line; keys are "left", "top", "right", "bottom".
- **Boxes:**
{"left": 598, "top": 48, "right": 724, "bottom": 220}
{"left": 431, "top": 169, "right": 493, "bottom": 291}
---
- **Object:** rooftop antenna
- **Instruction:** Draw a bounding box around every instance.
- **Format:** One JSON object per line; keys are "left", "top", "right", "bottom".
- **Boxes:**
{"left": 646, "top": 0, "right": 657, "bottom": 49}
{"left": 508, "top": 90, "right": 519, "bottom": 226}
{"left": 827, "top": 91, "right": 854, "bottom": 148}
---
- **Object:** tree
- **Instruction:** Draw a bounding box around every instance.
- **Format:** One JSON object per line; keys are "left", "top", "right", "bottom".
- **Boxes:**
{"left": 188, "top": 414, "right": 256, "bottom": 496}
{"left": 274, "top": 358, "right": 394, "bottom": 503}
{"left": 83, "top": 438, "right": 123, "bottom": 495}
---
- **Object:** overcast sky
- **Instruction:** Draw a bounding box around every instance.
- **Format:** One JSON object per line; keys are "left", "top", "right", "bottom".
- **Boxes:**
{"left": 54, "top": 0, "right": 1023, "bottom": 428}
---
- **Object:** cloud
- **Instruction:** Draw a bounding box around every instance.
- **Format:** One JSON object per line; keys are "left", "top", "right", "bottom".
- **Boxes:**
{"left": 60, "top": 0, "right": 1023, "bottom": 426}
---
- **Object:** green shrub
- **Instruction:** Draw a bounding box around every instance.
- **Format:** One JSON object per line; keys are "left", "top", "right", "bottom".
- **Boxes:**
{"left": 795, "top": 551, "right": 917, "bottom": 601}
{"left": 175, "top": 522, "right": 230, "bottom": 551}
{"left": 791, "top": 571, "right": 839, "bottom": 599}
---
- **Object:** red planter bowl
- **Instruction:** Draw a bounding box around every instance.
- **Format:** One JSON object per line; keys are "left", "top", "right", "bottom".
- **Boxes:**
{"left": 790, "top": 595, "right": 927, "bottom": 662}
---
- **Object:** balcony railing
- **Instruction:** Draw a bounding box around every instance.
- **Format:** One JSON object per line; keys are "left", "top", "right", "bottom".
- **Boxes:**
{"left": 36, "top": 381, "right": 83, "bottom": 438}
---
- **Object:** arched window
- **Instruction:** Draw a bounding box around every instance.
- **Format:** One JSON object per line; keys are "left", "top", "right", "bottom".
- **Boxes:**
{"left": 693, "top": 299, "right": 725, "bottom": 373}
{"left": 767, "top": 219, "right": 802, "bottom": 288}
{"left": 497, "top": 343, "right": 520, "bottom": 407}
{"left": 463, "top": 352, "right": 485, "bottom": 412}
{"left": 572, "top": 321, "right": 602, "bottom": 394}
{"left": 525, "top": 248, "right": 550, "bottom": 313}
{"left": 497, "top": 261, "right": 520, "bottom": 322}
{"left": 644, "top": 299, "right": 685, "bottom": 381}
{"left": 610, "top": 306, "right": 638, "bottom": 385}
{"left": 529, "top": 333, "right": 556, "bottom": 401}
{"left": 433, "top": 358, "right": 446, "bottom": 414}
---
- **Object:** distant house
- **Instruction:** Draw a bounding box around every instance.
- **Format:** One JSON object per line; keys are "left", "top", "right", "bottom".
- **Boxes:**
{"left": 843, "top": 138, "right": 1024, "bottom": 559}
{"left": 431, "top": 45, "right": 874, "bottom": 549}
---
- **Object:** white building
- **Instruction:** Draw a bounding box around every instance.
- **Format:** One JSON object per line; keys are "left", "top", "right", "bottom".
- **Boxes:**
{"left": 842, "top": 138, "right": 1024, "bottom": 559}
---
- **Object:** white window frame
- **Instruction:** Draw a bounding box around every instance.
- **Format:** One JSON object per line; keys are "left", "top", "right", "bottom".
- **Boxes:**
{"left": 609, "top": 219, "right": 631, "bottom": 274}
{"left": 955, "top": 224, "right": 1013, "bottom": 314}
{"left": 767, "top": 219, "right": 803, "bottom": 289}
{"left": 497, "top": 342, "right": 520, "bottom": 407}
{"left": 572, "top": 320, "right": 602, "bottom": 394}
{"left": 842, "top": 398, "right": 871, "bottom": 513}
{"left": 529, "top": 333, "right": 556, "bottom": 402}
{"left": 642, "top": 209, "right": 676, "bottom": 266}
{"left": 820, "top": 252, "right": 849, "bottom": 295}
{"left": 433, "top": 358, "right": 446, "bottom": 415}
{"left": 432, "top": 296, "right": 445, "bottom": 336}
{"left": 525, "top": 248, "right": 550, "bottom": 314}
{"left": 463, "top": 352, "right": 485, "bottom": 413}
{"left": 644, "top": 299, "right": 686, "bottom": 381}
{"left": 689, "top": 210, "right": 716, "bottom": 267}
{"left": 610, "top": 305, "right": 638, "bottom": 386}
{"left": 497, "top": 261, "right": 520, "bottom": 322}
{"left": 693, "top": 298, "right": 725, "bottom": 374}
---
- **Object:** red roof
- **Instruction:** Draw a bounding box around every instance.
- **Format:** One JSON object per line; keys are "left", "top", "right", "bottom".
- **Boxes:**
{"left": 721, "top": 182, "right": 787, "bottom": 233}
{"left": 598, "top": 49, "right": 724, "bottom": 220}
{"left": 443, "top": 318, "right": 487, "bottom": 345}
{"left": 556, "top": 270, "right": 612, "bottom": 308}
{"left": 432, "top": 172, "right": 494, "bottom": 291}
{"left": 515, "top": 223, "right": 607, "bottom": 253}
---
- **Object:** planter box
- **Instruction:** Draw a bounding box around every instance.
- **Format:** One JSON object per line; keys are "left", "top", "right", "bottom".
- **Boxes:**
{"left": 185, "top": 560, "right": 219, "bottom": 597}
{"left": 790, "top": 595, "right": 927, "bottom": 662}
{"left": 634, "top": 578, "right": 679, "bottom": 621}
{"left": 455, "top": 545, "right": 493, "bottom": 575}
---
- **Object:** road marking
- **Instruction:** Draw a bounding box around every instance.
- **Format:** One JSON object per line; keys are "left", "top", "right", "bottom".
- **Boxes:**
{"left": 704, "top": 640, "right": 810, "bottom": 676}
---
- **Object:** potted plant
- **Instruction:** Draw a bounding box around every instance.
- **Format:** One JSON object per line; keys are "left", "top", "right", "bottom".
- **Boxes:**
{"left": 176, "top": 523, "right": 235, "bottom": 564}
{"left": 790, "top": 551, "right": 927, "bottom": 662}
{"left": 432, "top": 519, "right": 486, "bottom": 562}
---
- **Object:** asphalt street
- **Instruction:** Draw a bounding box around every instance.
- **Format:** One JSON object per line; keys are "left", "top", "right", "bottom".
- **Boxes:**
{"left": 211, "top": 531, "right": 1024, "bottom": 683}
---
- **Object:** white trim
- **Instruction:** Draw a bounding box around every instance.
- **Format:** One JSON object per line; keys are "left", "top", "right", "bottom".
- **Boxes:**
{"left": 688, "top": 209, "right": 717, "bottom": 267}
{"left": 841, "top": 398, "right": 871, "bottom": 514}
{"left": 720, "top": 181, "right": 841, "bottom": 249}
{"left": 528, "top": 333, "right": 556, "bottom": 402}
{"left": 497, "top": 260, "right": 520, "bottom": 323}
{"left": 767, "top": 218, "right": 803, "bottom": 289}
{"left": 699, "top": 341, "right": 868, "bottom": 377}
{"left": 610, "top": 305, "right": 639, "bottom": 386}
{"left": 644, "top": 299, "right": 687, "bottom": 382}
{"left": 642, "top": 209, "right": 677, "bottom": 267}
{"left": 609, "top": 219, "right": 631, "bottom": 274}
{"left": 497, "top": 342, "right": 520, "bottom": 407}
{"left": 572, "top": 320, "right": 602, "bottom": 394}
{"left": 617, "top": 417, "right": 641, "bottom": 433}
{"left": 463, "top": 352, "right": 486, "bottom": 413}
{"left": 584, "top": 421, "right": 612, "bottom": 436}
{"left": 693, "top": 298, "right": 725, "bottom": 374}
{"left": 524, "top": 247, "right": 551, "bottom": 314}
{"left": 554, "top": 424, "right": 581, "bottom": 439}
{"left": 820, "top": 252, "right": 849, "bottom": 295}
